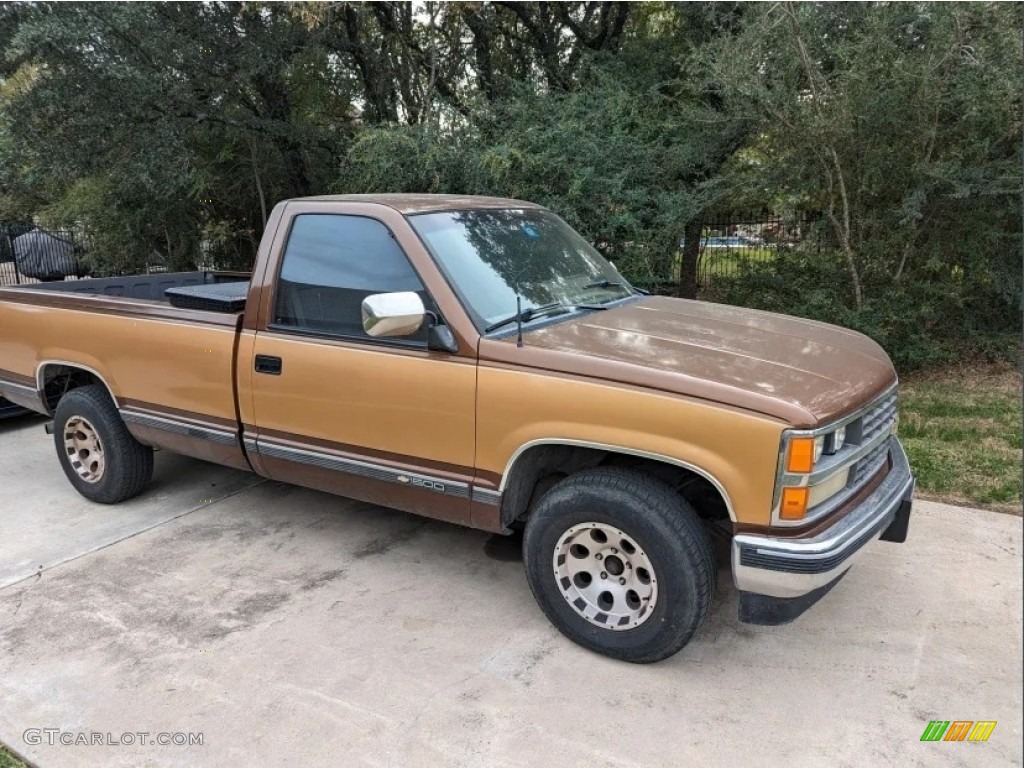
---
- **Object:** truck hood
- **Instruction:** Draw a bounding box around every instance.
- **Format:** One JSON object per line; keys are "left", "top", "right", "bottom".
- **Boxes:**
{"left": 485, "top": 296, "right": 896, "bottom": 428}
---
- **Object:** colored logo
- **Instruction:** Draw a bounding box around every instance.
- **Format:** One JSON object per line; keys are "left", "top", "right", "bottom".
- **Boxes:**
{"left": 921, "top": 720, "right": 996, "bottom": 742}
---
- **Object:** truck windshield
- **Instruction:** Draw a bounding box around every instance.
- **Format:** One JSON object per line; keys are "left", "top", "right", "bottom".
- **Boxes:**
{"left": 409, "top": 209, "right": 634, "bottom": 331}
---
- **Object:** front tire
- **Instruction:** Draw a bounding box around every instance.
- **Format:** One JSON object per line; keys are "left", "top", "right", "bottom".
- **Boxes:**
{"left": 53, "top": 385, "right": 154, "bottom": 503}
{"left": 522, "top": 467, "right": 716, "bottom": 663}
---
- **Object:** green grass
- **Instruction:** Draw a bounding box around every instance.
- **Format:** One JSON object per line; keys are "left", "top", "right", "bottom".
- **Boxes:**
{"left": 899, "top": 365, "right": 1022, "bottom": 513}
{"left": 672, "top": 246, "right": 778, "bottom": 280}
{"left": 702, "top": 247, "right": 776, "bottom": 279}
{"left": 0, "top": 745, "right": 28, "bottom": 768}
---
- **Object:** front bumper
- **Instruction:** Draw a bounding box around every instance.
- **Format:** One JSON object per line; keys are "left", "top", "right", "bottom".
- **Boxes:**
{"left": 733, "top": 436, "right": 914, "bottom": 625}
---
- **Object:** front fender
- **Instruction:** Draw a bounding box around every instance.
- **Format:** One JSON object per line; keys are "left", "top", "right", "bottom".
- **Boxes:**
{"left": 476, "top": 367, "right": 786, "bottom": 528}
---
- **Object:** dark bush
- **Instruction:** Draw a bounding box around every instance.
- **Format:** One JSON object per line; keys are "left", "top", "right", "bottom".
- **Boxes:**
{"left": 705, "top": 248, "right": 1020, "bottom": 372}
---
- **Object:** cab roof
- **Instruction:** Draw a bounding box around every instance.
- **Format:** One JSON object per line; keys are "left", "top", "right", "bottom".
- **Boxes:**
{"left": 293, "top": 193, "right": 544, "bottom": 215}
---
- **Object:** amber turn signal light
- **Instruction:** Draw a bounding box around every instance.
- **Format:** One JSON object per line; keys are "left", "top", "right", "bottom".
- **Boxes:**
{"left": 786, "top": 437, "right": 816, "bottom": 473}
{"left": 780, "top": 487, "right": 809, "bottom": 520}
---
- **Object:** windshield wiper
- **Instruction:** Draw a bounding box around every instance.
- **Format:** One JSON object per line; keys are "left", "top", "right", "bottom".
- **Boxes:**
{"left": 578, "top": 278, "right": 637, "bottom": 308}
{"left": 583, "top": 278, "right": 639, "bottom": 298}
{"left": 484, "top": 302, "right": 568, "bottom": 334}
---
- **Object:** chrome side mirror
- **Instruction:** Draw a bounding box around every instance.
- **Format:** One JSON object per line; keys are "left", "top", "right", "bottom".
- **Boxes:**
{"left": 361, "top": 292, "right": 426, "bottom": 338}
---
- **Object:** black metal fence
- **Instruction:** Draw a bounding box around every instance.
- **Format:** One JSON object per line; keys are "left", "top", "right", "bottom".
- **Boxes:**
{"left": 0, "top": 223, "right": 225, "bottom": 287}
{"left": 0, "top": 224, "right": 90, "bottom": 286}
{"left": 2, "top": 213, "right": 824, "bottom": 290}
{"left": 693, "top": 212, "right": 825, "bottom": 285}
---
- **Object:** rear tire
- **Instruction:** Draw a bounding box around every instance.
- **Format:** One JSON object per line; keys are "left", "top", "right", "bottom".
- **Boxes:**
{"left": 53, "top": 384, "right": 153, "bottom": 503}
{"left": 522, "top": 467, "right": 716, "bottom": 663}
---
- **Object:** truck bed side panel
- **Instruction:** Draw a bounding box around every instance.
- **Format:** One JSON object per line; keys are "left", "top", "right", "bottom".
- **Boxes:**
{"left": 0, "top": 296, "right": 250, "bottom": 470}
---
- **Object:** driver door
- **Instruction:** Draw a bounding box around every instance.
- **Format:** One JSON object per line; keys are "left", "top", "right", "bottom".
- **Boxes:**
{"left": 248, "top": 211, "right": 476, "bottom": 525}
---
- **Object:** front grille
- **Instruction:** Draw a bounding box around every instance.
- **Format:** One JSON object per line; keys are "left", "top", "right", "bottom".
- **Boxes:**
{"left": 849, "top": 438, "right": 889, "bottom": 486}
{"left": 859, "top": 390, "right": 898, "bottom": 444}
{"left": 847, "top": 389, "right": 898, "bottom": 489}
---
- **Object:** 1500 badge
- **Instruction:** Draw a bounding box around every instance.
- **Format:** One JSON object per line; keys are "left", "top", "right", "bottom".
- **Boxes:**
{"left": 398, "top": 474, "right": 446, "bottom": 493}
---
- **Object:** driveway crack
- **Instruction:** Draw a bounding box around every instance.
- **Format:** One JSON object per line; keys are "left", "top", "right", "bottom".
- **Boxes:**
{"left": 0, "top": 478, "right": 267, "bottom": 594}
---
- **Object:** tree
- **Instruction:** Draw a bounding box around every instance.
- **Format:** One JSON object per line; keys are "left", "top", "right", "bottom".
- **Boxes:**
{"left": 0, "top": 1, "right": 1018, "bottom": 372}
{"left": 338, "top": 3, "right": 754, "bottom": 294}
{"left": 708, "top": 2, "right": 1022, "bottom": 314}
{"left": 1, "top": 2, "right": 358, "bottom": 268}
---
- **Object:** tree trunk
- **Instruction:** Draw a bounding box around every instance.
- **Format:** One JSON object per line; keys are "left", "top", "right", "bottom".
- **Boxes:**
{"left": 678, "top": 218, "right": 703, "bottom": 299}
{"left": 250, "top": 140, "right": 268, "bottom": 227}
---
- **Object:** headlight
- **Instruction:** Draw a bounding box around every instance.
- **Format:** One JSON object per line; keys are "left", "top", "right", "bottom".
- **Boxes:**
{"left": 778, "top": 424, "right": 849, "bottom": 524}
{"left": 826, "top": 425, "right": 846, "bottom": 455}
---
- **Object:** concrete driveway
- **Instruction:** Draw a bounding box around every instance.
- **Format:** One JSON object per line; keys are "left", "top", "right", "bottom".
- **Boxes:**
{"left": 1, "top": 414, "right": 1021, "bottom": 767}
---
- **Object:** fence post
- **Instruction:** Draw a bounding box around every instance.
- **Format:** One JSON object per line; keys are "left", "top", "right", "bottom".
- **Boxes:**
{"left": 11, "top": 235, "right": 21, "bottom": 285}
{"left": 679, "top": 217, "right": 703, "bottom": 299}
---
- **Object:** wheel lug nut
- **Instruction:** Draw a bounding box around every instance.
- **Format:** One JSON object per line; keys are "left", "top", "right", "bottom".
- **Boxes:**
{"left": 611, "top": 548, "right": 618, "bottom": 554}
{"left": 600, "top": 572, "right": 607, "bottom": 579}
{"left": 619, "top": 578, "right": 626, "bottom": 585}
{"left": 595, "top": 553, "right": 603, "bottom": 560}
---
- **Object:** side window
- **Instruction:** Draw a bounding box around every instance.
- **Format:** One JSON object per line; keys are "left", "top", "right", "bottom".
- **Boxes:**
{"left": 274, "top": 214, "right": 430, "bottom": 342}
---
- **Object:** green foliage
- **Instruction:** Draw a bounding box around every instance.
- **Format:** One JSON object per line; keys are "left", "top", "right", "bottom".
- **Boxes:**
{"left": 708, "top": 244, "right": 1018, "bottom": 370}
{"left": 1, "top": 2, "right": 354, "bottom": 270}
{"left": 338, "top": 44, "right": 750, "bottom": 286}
{"left": 0, "top": 745, "right": 27, "bottom": 768}
{"left": 0, "top": 1, "right": 1019, "bottom": 371}
{"left": 708, "top": 2, "right": 1022, "bottom": 318}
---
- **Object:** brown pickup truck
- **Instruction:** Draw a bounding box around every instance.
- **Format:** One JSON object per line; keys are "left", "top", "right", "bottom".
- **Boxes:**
{"left": 0, "top": 195, "right": 914, "bottom": 662}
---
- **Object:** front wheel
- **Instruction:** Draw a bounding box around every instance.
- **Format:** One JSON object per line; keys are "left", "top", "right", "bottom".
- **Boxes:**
{"left": 53, "top": 385, "right": 154, "bottom": 503}
{"left": 522, "top": 467, "right": 716, "bottom": 663}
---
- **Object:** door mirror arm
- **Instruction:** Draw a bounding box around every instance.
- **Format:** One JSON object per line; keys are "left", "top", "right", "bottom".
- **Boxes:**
{"left": 425, "top": 311, "right": 459, "bottom": 354}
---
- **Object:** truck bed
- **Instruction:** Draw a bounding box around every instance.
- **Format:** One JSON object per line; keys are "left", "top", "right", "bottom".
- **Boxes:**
{"left": 0, "top": 271, "right": 252, "bottom": 448}
{"left": 14, "top": 270, "right": 249, "bottom": 302}
{"left": 0, "top": 270, "right": 251, "bottom": 328}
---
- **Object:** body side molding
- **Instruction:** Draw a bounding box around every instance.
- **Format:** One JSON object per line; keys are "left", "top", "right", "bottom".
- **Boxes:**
{"left": 471, "top": 487, "right": 502, "bottom": 506}
{"left": 119, "top": 410, "right": 238, "bottom": 445}
{"left": 257, "top": 438, "right": 472, "bottom": 500}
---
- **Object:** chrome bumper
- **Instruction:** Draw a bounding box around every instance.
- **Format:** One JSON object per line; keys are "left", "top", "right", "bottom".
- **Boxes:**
{"left": 733, "top": 436, "right": 914, "bottom": 622}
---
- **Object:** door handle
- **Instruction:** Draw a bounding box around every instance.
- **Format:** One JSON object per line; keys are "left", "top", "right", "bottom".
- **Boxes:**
{"left": 255, "top": 355, "right": 282, "bottom": 375}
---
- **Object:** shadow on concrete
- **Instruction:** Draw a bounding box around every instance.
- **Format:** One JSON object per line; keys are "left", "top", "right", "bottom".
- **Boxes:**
{"left": 0, "top": 410, "right": 46, "bottom": 435}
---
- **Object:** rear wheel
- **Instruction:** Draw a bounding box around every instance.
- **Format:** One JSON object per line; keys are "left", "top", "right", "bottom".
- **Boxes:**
{"left": 53, "top": 385, "right": 153, "bottom": 503}
{"left": 523, "top": 467, "right": 716, "bottom": 663}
